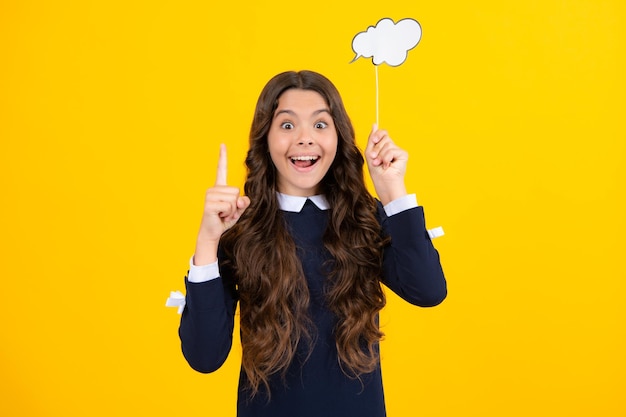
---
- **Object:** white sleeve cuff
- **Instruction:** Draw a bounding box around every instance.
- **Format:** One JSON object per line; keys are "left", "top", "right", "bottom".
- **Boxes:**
{"left": 187, "top": 256, "right": 220, "bottom": 283}
{"left": 383, "top": 194, "right": 418, "bottom": 217}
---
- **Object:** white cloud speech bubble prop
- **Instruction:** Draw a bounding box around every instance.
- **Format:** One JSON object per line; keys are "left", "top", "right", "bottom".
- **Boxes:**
{"left": 350, "top": 18, "right": 423, "bottom": 126}
{"left": 351, "top": 18, "right": 422, "bottom": 66}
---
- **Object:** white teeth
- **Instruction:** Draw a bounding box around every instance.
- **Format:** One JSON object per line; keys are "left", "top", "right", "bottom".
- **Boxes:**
{"left": 291, "top": 156, "right": 318, "bottom": 161}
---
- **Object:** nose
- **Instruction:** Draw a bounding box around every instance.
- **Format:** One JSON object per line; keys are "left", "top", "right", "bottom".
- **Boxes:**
{"left": 297, "top": 127, "right": 314, "bottom": 146}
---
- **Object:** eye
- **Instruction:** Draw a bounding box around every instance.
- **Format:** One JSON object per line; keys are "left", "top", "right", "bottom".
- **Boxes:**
{"left": 280, "top": 122, "right": 294, "bottom": 130}
{"left": 314, "top": 121, "right": 328, "bottom": 129}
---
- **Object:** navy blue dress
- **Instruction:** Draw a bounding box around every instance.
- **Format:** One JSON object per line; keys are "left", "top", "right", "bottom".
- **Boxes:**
{"left": 179, "top": 200, "right": 446, "bottom": 417}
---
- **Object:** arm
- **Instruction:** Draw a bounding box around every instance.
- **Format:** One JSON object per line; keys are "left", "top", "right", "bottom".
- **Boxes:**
{"left": 379, "top": 204, "right": 447, "bottom": 307}
{"left": 365, "top": 125, "right": 446, "bottom": 306}
{"left": 179, "top": 255, "right": 239, "bottom": 373}
{"left": 179, "top": 144, "right": 250, "bottom": 372}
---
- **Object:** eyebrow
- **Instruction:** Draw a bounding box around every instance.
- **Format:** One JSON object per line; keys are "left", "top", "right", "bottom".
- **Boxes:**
{"left": 273, "top": 109, "right": 331, "bottom": 119}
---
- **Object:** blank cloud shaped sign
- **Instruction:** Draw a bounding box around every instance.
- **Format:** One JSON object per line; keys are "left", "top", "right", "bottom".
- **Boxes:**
{"left": 351, "top": 18, "right": 422, "bottom": 66}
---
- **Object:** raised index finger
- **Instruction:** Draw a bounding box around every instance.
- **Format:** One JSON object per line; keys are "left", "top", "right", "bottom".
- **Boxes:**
{"left": 215, "top": 143, "right": 227, "bottom": 186}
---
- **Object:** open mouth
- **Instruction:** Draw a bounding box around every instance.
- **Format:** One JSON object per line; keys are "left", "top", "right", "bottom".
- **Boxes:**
{"left": 290, "top": 155, "right": 319, "bottom": 168}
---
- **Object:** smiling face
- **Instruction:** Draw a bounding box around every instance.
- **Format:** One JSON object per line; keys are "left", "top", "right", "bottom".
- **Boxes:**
{"left": 268, "top": 89, "right": 338, "bottom": 196}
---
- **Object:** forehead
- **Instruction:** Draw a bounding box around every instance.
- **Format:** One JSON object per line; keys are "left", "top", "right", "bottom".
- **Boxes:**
{"left": 275, "top": 89, "right": 329, "bottom": 114}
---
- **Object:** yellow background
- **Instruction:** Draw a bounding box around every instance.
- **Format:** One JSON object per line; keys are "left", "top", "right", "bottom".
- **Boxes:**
{"left": 1, "top": 0, "right": 624, "bottom": 416}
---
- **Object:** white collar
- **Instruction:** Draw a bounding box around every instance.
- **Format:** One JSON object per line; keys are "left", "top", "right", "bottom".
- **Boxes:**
{"left": 277, "top": 192, "right": 330, "bottom": 212}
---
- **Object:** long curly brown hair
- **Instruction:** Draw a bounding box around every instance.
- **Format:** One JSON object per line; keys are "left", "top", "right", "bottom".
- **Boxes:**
{"left": 221, "top": 70, "right": 388, "bottom": 398}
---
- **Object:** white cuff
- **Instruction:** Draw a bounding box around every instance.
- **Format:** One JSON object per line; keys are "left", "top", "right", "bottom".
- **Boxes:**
{"left": 187, "top": 256, "right": 220, "bottom": 283}
{"left": 383, "top": 194, "right": 418, "bottom": 217}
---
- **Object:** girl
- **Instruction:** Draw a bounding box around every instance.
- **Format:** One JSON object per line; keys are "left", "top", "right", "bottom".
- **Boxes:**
{"left": 179, "top": 70, "right": 446, "bottom": 417}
